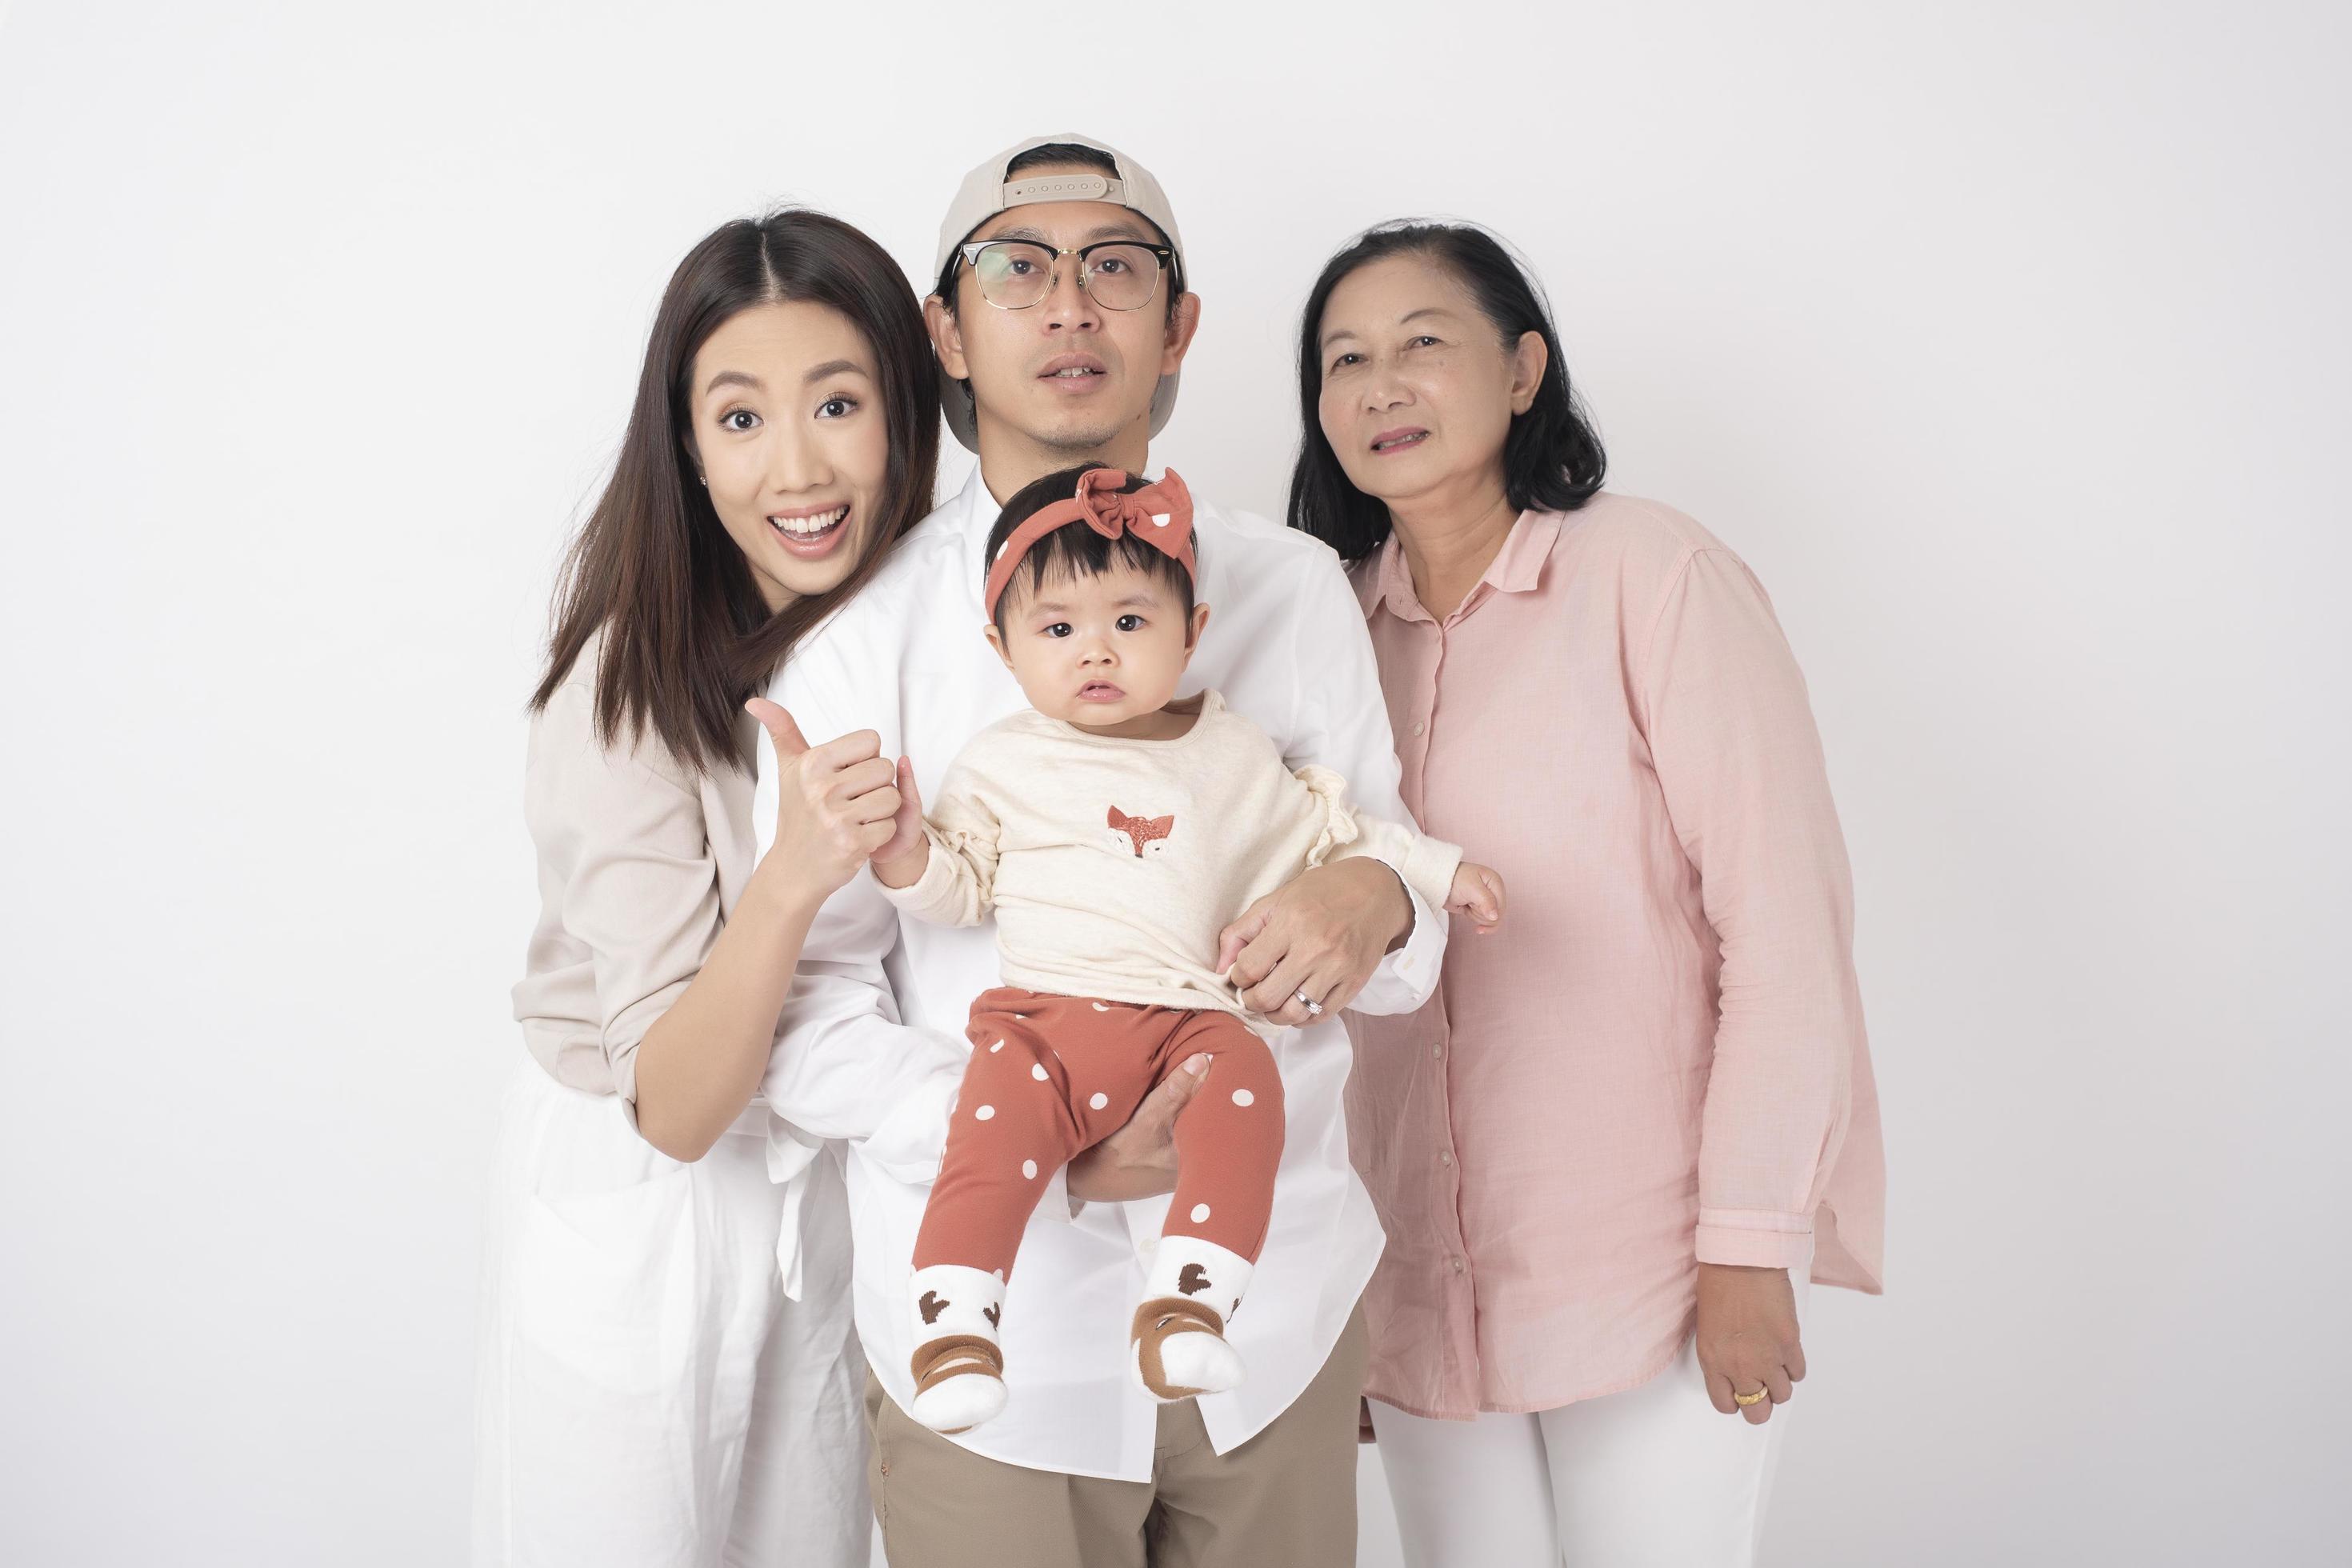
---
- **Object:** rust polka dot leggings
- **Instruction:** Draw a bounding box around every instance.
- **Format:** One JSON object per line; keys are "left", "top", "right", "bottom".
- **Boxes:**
{"left": 912, "top": 986, "right": 1286, "bottom": 1279}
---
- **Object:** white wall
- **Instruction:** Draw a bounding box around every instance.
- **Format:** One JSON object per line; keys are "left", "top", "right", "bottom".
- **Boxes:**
{"left": 2, "top": 2, "right": 2345, "bottom": 1563}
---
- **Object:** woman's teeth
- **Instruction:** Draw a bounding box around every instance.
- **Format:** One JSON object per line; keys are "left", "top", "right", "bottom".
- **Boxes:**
{"left": 1047, "top": 367, "right": 1099, "bottom": 378}
{"left": 1374, "top": 431, "right": 1428, "bottom": 452}
{"left": 770, "top": 505, "right": 847, "bottom": 538}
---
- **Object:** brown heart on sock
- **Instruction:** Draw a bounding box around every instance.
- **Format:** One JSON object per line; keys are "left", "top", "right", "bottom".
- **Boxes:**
{"left": 1178, "top": 1264, "right": 1211, "bottom": 1297}
{"left": 920, "top": 1290, "right": 949, "bottom": 1325}
{"left": 983, "top": 1304, "right": 1000, "bottom": 1328}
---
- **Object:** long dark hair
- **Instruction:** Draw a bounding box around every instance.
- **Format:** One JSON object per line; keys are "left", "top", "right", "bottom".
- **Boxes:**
{"left": 1286, "top": 222, "right": 1606, "bottom": 564}
{"left": 532, "top": 209, "right": 938, "bottom": 772}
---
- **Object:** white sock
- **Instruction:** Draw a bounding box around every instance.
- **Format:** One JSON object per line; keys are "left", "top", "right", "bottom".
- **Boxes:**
{"left": 906, "top": 1263, "right": 1009, "bottom": 1433}
{"left": 1142, "top": 1325, "right": 1245, "bottom": 1401}
{"left": 1131, "top": 1235, "right": 1253, "bottom": 1402}
{"left": 908, "top": 1262, "right": 1006, "bottom": 1346}
{"left": 1142, "top": 1234, "right": 1252, "bottom": 1325}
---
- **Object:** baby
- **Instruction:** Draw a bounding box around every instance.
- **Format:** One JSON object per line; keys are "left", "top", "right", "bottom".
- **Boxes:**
{"left": 870, "top": 463, "right": 1505, "bottom": 1435}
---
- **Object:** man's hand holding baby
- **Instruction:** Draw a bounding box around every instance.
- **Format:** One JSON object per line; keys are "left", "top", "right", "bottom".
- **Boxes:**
{"left": 1215, "top": 858, "right": 1417, "bottom": 1027}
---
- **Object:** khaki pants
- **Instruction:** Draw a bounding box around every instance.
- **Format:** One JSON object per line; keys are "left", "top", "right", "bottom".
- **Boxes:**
{"left": 864, "top": 1303, "right": 1368, "bottom": 1568}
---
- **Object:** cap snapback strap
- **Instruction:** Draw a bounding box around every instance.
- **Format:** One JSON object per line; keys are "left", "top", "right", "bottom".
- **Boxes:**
{"left": 998, "top": 172, "right": 1127, "bottom": 210}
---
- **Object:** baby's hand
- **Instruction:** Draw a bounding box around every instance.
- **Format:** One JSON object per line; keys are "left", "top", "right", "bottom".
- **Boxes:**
{"left": 1446, "top": 862, "right": 1506, "bottom": 934}
{"left": 870, "top": 758, "right": 930, "bottom": 889}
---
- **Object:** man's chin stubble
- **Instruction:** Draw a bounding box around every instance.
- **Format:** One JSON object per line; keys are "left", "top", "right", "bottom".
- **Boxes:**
{"left": 1038, "top": 415, "right": 1133, "bottom": 455}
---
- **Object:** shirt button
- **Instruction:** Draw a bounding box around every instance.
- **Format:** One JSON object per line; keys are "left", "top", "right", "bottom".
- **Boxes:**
{"left": 1412, "top": 720, "right": 1427, "bottom": 738}
{"left": 1438, "top": 1150, "right": 1453, "bottom": 1167}
{"left": 1431, "top": 1045, "right": 1444, "bottom": 1061}
{"left": 1450, "top": 1258, "right": 1466, "bottom": 1276}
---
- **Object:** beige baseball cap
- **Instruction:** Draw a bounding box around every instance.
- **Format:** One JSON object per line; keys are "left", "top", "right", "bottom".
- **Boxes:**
{"left": 931, "top": 133, "right": 1186, "bottom": 453}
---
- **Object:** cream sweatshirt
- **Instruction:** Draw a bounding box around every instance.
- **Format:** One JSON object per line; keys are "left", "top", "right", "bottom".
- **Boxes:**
{"left": 878, "top": 690, "right": 1462, "bottom": 1025}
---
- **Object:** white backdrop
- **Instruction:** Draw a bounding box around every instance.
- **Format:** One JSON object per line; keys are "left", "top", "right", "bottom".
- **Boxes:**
{"left": 3, "top": 2, "right": 2346, "bottom": 1563}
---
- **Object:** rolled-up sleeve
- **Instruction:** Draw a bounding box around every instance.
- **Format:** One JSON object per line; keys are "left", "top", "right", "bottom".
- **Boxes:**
{"left": 1638, "top": 548, "right": 1863, "bottom": 1269}
{"left": 751, "top": 616, "right": 975, "bottom": 1188}
{"left": 523, "top": 681, "right": 722, "bottom": 1111}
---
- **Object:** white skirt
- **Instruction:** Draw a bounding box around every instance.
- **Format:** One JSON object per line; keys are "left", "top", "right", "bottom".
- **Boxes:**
{"left": 471, "top": 1062, "right": 869, "bottom": 1567}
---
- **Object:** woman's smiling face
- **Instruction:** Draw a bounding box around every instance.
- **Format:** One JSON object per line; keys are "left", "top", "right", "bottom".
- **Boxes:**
{"left": 687, "top": 299, "right": 891, "bottom": 611}
{"left": 1314, "top": 252, "right": 1544, "bottom": 514}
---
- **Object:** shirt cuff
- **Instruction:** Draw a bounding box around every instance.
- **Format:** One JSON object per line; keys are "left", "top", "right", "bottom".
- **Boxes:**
{"left": 1350, "top": 870, "right": 1446, "bottom": 1016}
{"left": 862, "top": 1061, "right": 963, "bottom": 1188}
{"left": 873, "top": 834, "right": 957, "bottom": 918}
{"left": 1397, "top": 834, "right": 1463, "bottom": 915}
{"left": 1694, "top": 1207, "right": 1817, "bottom": 1270}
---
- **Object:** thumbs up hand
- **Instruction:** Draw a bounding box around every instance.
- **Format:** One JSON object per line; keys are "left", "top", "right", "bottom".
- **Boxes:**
{"left": 745, "top": 697, "right": 810, "bottom": 762}
{"left": 746, "top": 697, "right": 904, "bottom": 894}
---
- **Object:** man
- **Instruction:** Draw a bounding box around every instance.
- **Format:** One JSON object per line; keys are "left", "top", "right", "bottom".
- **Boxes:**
{"left": 754, "top": 134, "right": 1446, "bottom": 1566}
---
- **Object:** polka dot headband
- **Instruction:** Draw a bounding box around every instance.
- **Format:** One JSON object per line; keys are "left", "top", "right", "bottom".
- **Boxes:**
{"left": 983, "top": 466, "right": 1197, "bottom": 619}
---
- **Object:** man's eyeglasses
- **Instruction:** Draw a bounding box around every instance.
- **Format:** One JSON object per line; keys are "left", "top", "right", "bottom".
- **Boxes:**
{"left": 955, "top": 239, "right": 1178, "bottom": 313}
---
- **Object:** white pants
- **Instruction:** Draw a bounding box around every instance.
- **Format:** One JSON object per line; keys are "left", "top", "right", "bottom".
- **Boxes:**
{"left": 1371, "top": 1264, "right": 1814, "bottom": 1568}
{"left": 472, "top": 1064, "right": 869, "bottom": 1568}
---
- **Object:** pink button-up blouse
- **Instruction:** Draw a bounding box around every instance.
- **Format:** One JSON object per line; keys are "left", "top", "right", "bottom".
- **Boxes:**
{"left": 1343, "top": 492, "right": 1886, "bottom": 1420}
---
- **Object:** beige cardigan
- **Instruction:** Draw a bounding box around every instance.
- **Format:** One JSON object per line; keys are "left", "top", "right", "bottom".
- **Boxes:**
{"left": 510, "top": 630, "right": 762, "bottom": 1106}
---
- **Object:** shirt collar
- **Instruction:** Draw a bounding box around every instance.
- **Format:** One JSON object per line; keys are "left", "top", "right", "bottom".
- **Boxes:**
{"left": 1360, "top": 510, "right": 1562, "bottom": 623}
{"left": 953, "top": 462, "right": 997, "bottom": 590}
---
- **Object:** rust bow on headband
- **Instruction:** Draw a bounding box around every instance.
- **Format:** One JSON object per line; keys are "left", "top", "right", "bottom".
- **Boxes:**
{"left": 982, "top": 466, "right": 1198, "bottom": 618}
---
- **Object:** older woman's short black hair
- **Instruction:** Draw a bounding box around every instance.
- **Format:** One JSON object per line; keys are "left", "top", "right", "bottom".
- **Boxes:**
{"left": 1286, "top": 222, "right": 1606, "bottom": 564}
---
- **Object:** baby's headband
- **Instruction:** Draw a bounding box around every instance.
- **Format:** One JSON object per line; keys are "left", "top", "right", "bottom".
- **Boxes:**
{"left": 982, "top": 466, "right": 1197, "bottom": 618}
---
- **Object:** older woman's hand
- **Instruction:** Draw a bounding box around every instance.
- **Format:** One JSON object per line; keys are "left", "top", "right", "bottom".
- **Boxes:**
{"left": 1213, "top": 858, "right": 1413, "bottom": 1027}
{"left": 1695, "top": 1262, "right": 1806, "bottom": 1424}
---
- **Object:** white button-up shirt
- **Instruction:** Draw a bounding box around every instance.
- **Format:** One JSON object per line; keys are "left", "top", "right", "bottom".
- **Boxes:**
{"left": 753, "top": 463, "right": 1448, "bottom": 1481}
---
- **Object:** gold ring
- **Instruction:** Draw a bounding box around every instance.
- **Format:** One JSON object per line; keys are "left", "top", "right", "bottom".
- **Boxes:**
{"left": 1732, "top": 1387, "right": 1769, "bottom": 1407}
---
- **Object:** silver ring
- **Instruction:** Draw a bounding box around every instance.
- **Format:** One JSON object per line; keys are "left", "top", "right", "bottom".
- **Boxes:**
{"left": 1294, "top": 989, "right": 1325, "bottom": 1018}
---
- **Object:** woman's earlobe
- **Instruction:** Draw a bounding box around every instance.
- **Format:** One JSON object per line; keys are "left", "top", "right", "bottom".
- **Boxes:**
{"left": 1513, "top": 329, "right": 1549, "bottom": 410}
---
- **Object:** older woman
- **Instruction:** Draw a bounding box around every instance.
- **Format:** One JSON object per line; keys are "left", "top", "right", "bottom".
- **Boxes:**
{"left": 1289, "top": 222, "right": 1886, "bottom": 1565}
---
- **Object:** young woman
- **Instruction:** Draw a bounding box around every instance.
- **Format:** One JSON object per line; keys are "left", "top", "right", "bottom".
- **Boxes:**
{"left": 1290, "top": 222, "right": 1886, "bottom": 1566}
{"left": 474, "top": 209, "right": 939, "bottom": 1568}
